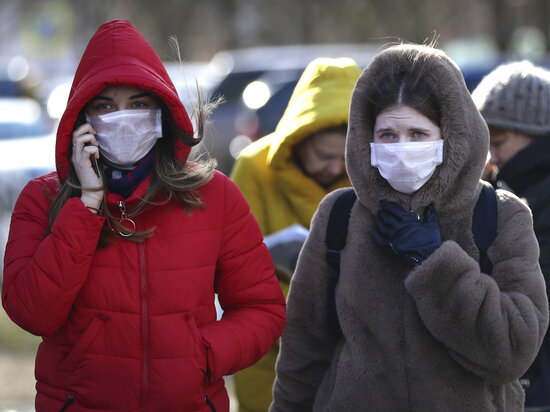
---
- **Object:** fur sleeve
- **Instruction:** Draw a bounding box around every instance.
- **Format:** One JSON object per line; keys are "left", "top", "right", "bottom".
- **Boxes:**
{"left": 404, "top": 190, "right": 549, "bottom": 384}
{"left": 270, "top": 190, "right": 343, "bottom": 411}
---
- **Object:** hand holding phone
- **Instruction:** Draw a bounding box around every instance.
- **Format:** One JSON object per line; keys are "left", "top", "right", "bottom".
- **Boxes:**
{"left": 72, "top": 123, "right": 104, "bottom": 208}
{"left": 85, "top": 141, "right": 101, "bottom": 177}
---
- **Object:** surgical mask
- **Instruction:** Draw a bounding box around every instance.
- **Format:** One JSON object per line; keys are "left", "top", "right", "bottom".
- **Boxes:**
{"left": 86, "top": 109, "right": 162, "bottom": 168}
{"left": 370, "top": 140, "right": 444, "bottom": 194}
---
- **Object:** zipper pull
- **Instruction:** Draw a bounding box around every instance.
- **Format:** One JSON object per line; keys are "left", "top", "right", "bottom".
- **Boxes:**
{"left": 59, "top": 394, "right": 74, "bottom": 411}
{"left": 118, "top": 200, "right": 136, "bottom": 237}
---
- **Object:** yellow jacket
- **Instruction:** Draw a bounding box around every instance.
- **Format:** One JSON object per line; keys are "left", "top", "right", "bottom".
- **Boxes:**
{"left": 231, "top": 57, "right": 360, "bottom": 235}
{"left": 230, "top": 57, "right": 361, "bottom": 412}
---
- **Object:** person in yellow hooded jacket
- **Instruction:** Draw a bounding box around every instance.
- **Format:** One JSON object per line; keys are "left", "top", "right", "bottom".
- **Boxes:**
{"left": 230, "top": 57, "right": 361, "bottom": 412}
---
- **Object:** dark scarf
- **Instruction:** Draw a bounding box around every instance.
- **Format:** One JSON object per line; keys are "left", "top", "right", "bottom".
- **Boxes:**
{"left": 104, "top": 149, "right": 156, "bottom": 198}
{"left": 497, "top": 136, "right": 550, "bottom": 196}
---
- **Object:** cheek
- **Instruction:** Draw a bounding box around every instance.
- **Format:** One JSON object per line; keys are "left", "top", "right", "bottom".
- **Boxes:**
{"left": 304, "top": 162, "right": 320, "bottom": 174}
{"left": 498, "top": 142, "right": 515, "bottom": 161}
{"left": 500, "top": 148, "right": 515, "bottom": 164}
{"left": 299, "top": 153, "right": 318, "bottom": 173}
{"left": 311, "top": 159, "right": 330, "bottom": 174}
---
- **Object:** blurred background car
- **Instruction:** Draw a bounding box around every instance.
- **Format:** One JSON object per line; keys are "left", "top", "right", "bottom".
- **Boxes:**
{"left": 199, "top": 45, "right": 550, "bottom": 175}
{"left": 198, "top": 43, "right": 381, "bottom": 174}
{"left": 165, "top": 60, "right": 217, "bottom": 110}
{"left": 0, "top": 95, "right": 56, "bottom": 278}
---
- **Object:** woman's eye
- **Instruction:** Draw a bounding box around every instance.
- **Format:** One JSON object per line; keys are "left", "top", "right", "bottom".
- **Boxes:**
{"left": 131, "top": 101, "right": 147, "bottom": 108}
{"left": 380, "top": 132, "right": 395, "bottom": 140}
{"left": 95, "top": 103, "right": 113, "bottom": 112}
{"left": 412, "top": 131, "right": 426, "bottom": 139}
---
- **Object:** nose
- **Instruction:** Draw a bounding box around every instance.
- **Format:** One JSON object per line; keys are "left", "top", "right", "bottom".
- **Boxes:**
{"left": 488, "top": 147, "right": 500, "bottom": 168}
{"left": 328, "top": 159, "right": 346, "bottom": 177}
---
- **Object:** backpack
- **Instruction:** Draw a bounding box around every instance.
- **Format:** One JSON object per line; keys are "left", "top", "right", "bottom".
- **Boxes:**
{"left": 325, "top": 181, "right": 497, "bottom": 335}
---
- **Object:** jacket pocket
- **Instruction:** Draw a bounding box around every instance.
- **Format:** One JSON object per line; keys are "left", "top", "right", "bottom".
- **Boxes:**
{"left": 56, "top": 312, "right": 141, "bottom": 410}
{"left": 184, "top": 312, "right": 210, "bottom": 381}
{"left": 58, "top": 314, "right": 108, "bottom": 374}
{"left": 149, "top": 312, "right": 212, "bottom": 409}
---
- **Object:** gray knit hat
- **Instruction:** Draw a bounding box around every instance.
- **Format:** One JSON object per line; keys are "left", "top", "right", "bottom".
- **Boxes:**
{"left": 472, "top": 60, "right": 550, "bottom": 137}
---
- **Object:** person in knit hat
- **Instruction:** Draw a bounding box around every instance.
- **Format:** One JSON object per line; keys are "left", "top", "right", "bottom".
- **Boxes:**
{"left": 473, "top": 60, "right": 550, "bottom": 411}
{"left": 230, "top": 57, "right": 361, "bottom": 412}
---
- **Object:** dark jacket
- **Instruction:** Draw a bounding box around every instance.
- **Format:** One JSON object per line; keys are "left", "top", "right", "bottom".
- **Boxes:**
{"left": 498, "top": 137, "right": 550, "bottom": 409}
{"left": 270, "top": 44, "right": 549, "bottom": 412}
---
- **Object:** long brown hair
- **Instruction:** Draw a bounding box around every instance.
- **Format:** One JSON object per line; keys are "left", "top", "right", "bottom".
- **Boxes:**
{"left": 47, "top": 89, "right": 220, "bottom": 244}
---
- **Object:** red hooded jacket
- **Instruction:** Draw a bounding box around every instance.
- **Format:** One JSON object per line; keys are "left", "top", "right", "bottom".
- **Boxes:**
{"left": 2, "top": 20, "right": 285, "bottom": 412}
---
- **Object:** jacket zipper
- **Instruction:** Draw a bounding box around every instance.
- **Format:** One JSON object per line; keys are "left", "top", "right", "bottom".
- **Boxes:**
{"left": 59, "top": 394, "right": 74, "bottom": 411}
{"left": 140, "top": 241, "right": 148, "bottom": 411}
{"left": 122, "top": 200, "right": 148, "bottom": 412}
{"left": 118, "top": 200, "right": 136, "bottom": 237}
{"left": 205, "top": 395, "right": 218, "bottom": 412}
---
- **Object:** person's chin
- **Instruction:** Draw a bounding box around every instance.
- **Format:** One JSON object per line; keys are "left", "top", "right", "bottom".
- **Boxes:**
{"left": 315, "top": 175, "right": 338, "bottom": 186}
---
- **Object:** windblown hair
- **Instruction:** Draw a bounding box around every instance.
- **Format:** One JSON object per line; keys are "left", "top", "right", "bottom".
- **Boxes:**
{"left": 47, "top": 89, "right": 220, "bottom": 244}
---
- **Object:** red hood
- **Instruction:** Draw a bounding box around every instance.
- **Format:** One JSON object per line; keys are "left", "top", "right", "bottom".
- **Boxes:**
{"left": 56, "top": 20, "right": 194, "bottom": 181}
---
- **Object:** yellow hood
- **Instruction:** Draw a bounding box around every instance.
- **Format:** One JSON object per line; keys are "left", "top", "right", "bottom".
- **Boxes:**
{"left": 267, "top": 57, "right": 361, "bottom": 168}
{"left": 231, "top": 57, "right": 360, "bottom": 236}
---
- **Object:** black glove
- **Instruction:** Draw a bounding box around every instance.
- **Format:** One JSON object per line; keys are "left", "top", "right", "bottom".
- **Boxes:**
{"left": 372, "top": 200, "right": 442, "bottom": 267}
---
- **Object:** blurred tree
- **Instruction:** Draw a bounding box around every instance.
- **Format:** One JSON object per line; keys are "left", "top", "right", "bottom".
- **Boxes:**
{"left": 491, "top": 0, "right": 516, "bottom": 52}
{"left": 4, "top": 0, "right": 550, "bottom": 63}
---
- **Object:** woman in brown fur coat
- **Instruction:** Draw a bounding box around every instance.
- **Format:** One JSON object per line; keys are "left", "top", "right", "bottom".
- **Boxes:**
{"left": 270, "top": 44, "right": 549, "bottom": 411}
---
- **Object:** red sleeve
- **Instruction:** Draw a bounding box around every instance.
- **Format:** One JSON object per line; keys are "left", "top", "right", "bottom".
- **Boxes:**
{"left": 199, "top": 175, "right": 286, "bottom": 381}
{"left": 2, "top": 176, "right": 105, "bottom": 336}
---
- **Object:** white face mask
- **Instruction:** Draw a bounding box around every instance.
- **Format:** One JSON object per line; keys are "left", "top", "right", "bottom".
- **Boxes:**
{"left": 86, "top": 109, "right": 163, "bottom": 168}
{"left": 370, "top": 140, "right": 444, "bottom": 194}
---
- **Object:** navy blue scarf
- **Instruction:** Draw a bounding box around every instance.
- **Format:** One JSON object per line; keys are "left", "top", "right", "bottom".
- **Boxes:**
{"left": 105, "top": 150, "right": 156, "bottom": 198}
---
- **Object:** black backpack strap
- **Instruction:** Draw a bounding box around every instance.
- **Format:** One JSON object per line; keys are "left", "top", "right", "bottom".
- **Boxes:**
{"left": 325, "top": 188, "right": 357, "bottom": 335}
{"left": 472, "top": 181, "right": 498, "bottom": 275}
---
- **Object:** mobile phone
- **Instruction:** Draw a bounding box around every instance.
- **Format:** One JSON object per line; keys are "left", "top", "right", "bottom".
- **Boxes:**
{"left": 91, "top": 155, "right": 100, "bottom": 178}
{"left": 84, "top": 142, "right": 101, "bottom": 177}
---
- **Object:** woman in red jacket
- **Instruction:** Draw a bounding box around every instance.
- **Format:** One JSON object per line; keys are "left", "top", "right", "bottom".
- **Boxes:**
{"left": 2, "top": 20, "right": 285, "bottom": 412}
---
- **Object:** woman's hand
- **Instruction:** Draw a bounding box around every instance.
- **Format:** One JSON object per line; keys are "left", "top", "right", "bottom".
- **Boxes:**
{"left": 372, "top": 201, "right": 442, "bottom": 266}
{"left": 71, "top": 123, "right": 103, "bottom": 209}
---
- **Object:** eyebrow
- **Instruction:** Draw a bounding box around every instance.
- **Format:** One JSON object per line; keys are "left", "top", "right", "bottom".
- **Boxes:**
{"left": 374, "top": 127, "right": 394, "bottom": 134}
{"left": 91, "top": 92, "right": 153, "bottom": 101}
{"left": 375, "top": 127, "right": 431, "bottom": 133}
{"left": 129, "top": 92, "right": 153, "bottom": 99}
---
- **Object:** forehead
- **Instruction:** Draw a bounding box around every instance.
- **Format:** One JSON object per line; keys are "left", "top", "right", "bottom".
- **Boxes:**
{"left": 95, "top": 85, "right": 149, "bottom": 98}
{"left": 308, "top": 129, "right": 346, "bottom": 151}
{"left": 376, "top": 105, "right": 437, "bottom": 126}
{"left": 488, "top": 128, "right": 510, "bottom": 141}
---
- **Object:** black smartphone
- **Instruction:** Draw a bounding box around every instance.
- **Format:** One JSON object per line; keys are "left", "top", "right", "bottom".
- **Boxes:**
{"left": 91, "top": 155, "right": 100, "bottom": 178}
{"left": 84, "top": 142, "right": 100, "bottom": 177}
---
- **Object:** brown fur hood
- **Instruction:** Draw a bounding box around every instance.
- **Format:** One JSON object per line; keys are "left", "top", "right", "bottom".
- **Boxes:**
{"left": 347, "top": 44, "right": 489, "bottom": 218}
